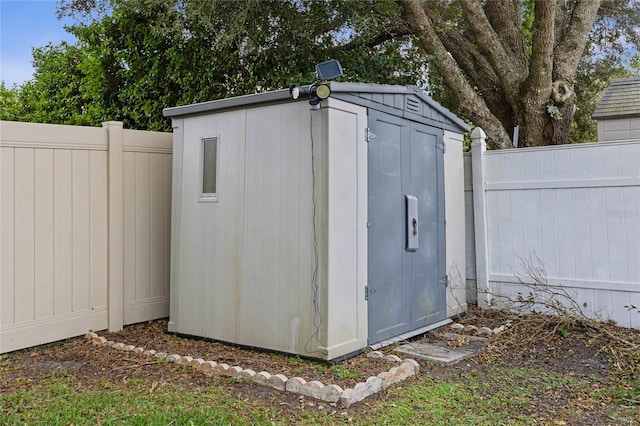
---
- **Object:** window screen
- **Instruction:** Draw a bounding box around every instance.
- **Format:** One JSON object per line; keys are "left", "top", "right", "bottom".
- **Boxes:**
{"left": 202, "top": 137, "right": 218, "bottom": 198}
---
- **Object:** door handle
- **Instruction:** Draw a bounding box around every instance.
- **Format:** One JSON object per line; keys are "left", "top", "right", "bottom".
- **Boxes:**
{"left": 406, "top": 195, "right": 418, "bottom": 251}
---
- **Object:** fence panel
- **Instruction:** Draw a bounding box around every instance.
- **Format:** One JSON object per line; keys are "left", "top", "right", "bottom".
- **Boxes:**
{"left": 469, "top": 136, "right": 640, "bottom": 328}
{"left": 0, "top": 121, "right": 172, "bottom": 353}
{"left": 463, "top": 153, "right": 477, "bottom": 303}
{"left": 1, "top": 122, "right": 109, "bottom": 352}
{"left": 122, "top": 129, "right": 172, "bottom": 325}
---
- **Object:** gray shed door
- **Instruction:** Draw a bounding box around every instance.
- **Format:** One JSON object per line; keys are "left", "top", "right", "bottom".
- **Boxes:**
{"left": 367, "top": 109, "right": 446, "bottom": 345}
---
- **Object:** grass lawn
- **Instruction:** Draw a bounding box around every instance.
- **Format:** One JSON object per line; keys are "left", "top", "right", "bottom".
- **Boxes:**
{"left": 2, "top": 309, "right": 639, "bottom": 425}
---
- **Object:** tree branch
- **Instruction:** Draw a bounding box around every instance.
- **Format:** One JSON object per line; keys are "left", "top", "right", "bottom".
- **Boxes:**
{"left": 485, "top": 0, "right": 528, "bottom": 76}
{"left": 396, "top": 0, "right": 512, "bottom": 148}
{"left": 436, "top": 25, "right": 516, "bottom": 131}
{"left": 526, "top": 0, "right": 555, "bottom": 92}
{"left": 458, "top": 0, "right": 523, "bottom": 107}
{"left": 520, "top": 0, "right": 556, "bottom": 146}
{"left": 554, "top": 0, "right": 602, "bottom": 80}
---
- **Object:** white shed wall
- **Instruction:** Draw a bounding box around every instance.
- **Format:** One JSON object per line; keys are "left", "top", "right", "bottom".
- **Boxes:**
{"left": 443, "top": 130, "right": 467, "bottom": 316}
{"left": 322, "top": 99, "right": 368, "bottom": 358}
{"left": 597, "top": 117, "right": 640, "bottom": 142}
{"left": 169, "top": 99, "right": 368, "bottom": 359}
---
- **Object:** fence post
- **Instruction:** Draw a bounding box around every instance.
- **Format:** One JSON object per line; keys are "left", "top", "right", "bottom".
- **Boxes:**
{"left": 470, "top": 128, "right": 491, "bottom": 308}
{"left": 103, "top": 121, "right": 124, "bottom": 332}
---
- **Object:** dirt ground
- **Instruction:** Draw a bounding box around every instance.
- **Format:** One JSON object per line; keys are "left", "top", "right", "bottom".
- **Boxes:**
{"left": 1, "top": 305, "right": 638, "bottom": 423}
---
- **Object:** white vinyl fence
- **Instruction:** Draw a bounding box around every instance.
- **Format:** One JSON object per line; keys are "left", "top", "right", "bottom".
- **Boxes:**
{"left": 1, "top": 121, "right": 172, "bottom": 353}
{"left": 466, "top": 129, "right": 640, "bottom": 328}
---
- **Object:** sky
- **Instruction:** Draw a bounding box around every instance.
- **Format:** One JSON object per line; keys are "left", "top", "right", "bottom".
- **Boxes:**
{"left": 1, "top": 0, "right": 77, "bottom": 87}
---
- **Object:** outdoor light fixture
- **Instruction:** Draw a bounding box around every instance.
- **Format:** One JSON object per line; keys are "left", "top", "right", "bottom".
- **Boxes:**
{"left": 289, "top": 59, "right": 343, "bottom": 106}
{"left": 315, "top": 60, "right": 343, "bottom": 81}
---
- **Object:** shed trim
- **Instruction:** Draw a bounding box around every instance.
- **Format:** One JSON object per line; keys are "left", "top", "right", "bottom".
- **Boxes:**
{"left": 163, "top": 83, "right": 470, "bottom": 133}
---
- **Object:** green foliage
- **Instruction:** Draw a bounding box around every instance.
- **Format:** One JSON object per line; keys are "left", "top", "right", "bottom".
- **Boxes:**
{"left": 8, "top": 0, "right": 424, "bottom": 131}
{"left": 331, "top": 365, "right": 363, "bottom": 380}
{"left": 546, "top": 103, "right": 563, "bottom": 121}
{"left": 0, "top": 84, "right": 22, "bottom": 121}
{"left": 7, "top": 0, "right": 639, "bottom": 144}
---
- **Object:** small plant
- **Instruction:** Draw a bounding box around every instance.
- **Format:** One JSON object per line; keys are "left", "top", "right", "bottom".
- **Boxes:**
{"left": 331, "top": 366, "right": 362, "bottom": 380}
{"left": 546, "top": 103, "right": 562, "bottom": 120}
{"left": 313, "top": 364, "right": 328, "bottom": 374}
{"left": 288, "top": 356, "right": 302, "bottom": 366}
{"left": 293, "top": 366, "right": 304, "bottom": 375}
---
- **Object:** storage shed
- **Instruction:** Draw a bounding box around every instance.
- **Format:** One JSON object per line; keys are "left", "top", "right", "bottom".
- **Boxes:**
{"left": 593, "top": 77, "right": 640, "bottom": 142}
{"left": 164, "top": 83, "right": 469, "bottom": 360}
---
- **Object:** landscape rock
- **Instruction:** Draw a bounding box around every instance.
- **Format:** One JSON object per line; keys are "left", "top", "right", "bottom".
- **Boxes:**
{"left": 227, "top": 366, "right": 243, "bottom": 377}
{"left": 201, "top": 361, "right": 217, "bottom": 372}
{"left": 166, "top": 354, "right": 181, "bottom": 363}
{"left": 238, "top": 369, "right": 256, "bottom": 380}
{"left": 178, "top": 356, "right": 193, "bottom": 365}
{"left": 285, "top": 377, "right": 307, "bottom": 393}
{"left": 301, "top": 380, "right": 325, "bottom": 399}
{"left": 252, "top": 371, "right": 271, "bottom": 386}
{"left": 320, "top": 384, "right": 343, "bottom": 403}
{"left": 214, "top": 363, "right": 229, "bottom": 374}
{"left": 477, "top": 326, "right": 493, "bottom": 336}
{"left": 268, "top": 374, "right": 288, "bottom": 391}
{"left": 190, "top": 358, "right": 205, "bottom": 369}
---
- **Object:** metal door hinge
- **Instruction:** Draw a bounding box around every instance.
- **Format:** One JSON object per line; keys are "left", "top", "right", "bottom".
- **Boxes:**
{"left": 365, "top": 285, "right": 377, "bottom": 300}
{"left": 440, "top": 275, "right": 449, "bottom": 287}
{"left": 437, "top": 142, "right": 446, "bottom": 153}
{"left": 365, "top": 128, "right": 376, "bottom": 143}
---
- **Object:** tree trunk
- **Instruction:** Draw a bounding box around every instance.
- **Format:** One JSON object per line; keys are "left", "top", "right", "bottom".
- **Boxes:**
{"left": 397, "top": 0, "right": 513, "bottom": 149}
{"left": 394, "top": 0, "right": 603, "bottom": 149}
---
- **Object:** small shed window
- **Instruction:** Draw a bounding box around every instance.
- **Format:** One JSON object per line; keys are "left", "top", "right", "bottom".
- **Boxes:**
{"left": 200, "top": 137, "right": 218, "bottom": 201}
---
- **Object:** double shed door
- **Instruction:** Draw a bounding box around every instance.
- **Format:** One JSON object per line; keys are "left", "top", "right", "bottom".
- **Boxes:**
{"left": 367, "top": 109, "right": 446, "bottom": 345}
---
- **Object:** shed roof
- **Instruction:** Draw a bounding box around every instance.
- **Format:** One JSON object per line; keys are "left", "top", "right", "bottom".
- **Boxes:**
{"left": 163, "top": 82, "right": 470, "bottom": 134}
{"left": 592, "top": 77, "right": 640, "bottom": 120}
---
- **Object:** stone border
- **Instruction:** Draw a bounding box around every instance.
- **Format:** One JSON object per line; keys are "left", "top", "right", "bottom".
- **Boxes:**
{"left": 449, "top": 322, "right": 507, "bottom": 336}
{"left": 86, "top": 333, "right": 419, "bottom": 407}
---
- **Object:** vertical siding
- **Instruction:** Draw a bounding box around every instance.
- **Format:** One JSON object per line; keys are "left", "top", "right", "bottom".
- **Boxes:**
{"left": 1, "top": 147, "right": 16, "bottom": 326}
{"left": 53, "top": 150, "right": 73, "bottom": 315}
{"left": 243, "top": 103, "right": 315, "bottom": 352}
{"left": 463, "top": 153, "right": 477, "bottom": 303}
{"left": 34, "top": 149, "right": 54, "bottom": 319}
{"left": 14, "top": 148, "right": 35, "bottom": 324}
{"left": 1, "top": 121, "right": 172, "bottom": 353}
{"left": 475, "top": 140, "right": 640, "bottom": 328}
{"left": 122, "top": 129, "right": 173, "bottom": 325}
{"left": 444, "top": 131, "right": 467, "bottom": 315}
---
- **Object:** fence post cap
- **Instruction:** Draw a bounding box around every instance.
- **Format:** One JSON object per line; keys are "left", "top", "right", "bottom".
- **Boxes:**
{"left": 102, "top": 121, "right": 124, "bottom": 127}
{"left": 470, "top": 127, "right": 486, "bottom": 140}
